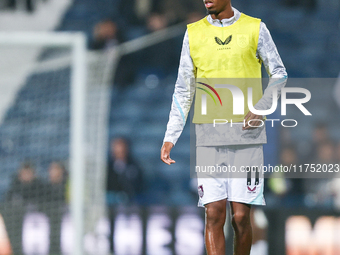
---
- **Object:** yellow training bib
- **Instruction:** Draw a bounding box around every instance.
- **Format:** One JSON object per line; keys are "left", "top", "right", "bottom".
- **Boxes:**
{"left": 188, "top": 13, "right": 263, "bottom": 123}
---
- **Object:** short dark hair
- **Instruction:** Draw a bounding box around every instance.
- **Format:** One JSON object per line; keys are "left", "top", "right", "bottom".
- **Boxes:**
{"left": 20, "top": 161, "right": 35, "bottom": 170}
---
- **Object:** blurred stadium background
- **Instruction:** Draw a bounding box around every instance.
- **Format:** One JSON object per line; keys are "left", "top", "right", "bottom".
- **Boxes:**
{"left": 0, "top": 0, "right": 340, "bottom": 254}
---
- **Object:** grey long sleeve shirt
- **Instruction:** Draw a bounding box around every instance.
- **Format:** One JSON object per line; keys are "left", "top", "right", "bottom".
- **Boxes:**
{"left": 164, "top": 8, "right": 287, "bottom": 147}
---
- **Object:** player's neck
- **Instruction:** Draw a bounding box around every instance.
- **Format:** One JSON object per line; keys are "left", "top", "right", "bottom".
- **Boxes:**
{"left": 210, "top": 5, "right": 233, "bottom": 20}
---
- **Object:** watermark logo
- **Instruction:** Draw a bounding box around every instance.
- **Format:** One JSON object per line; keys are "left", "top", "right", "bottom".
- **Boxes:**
{"left": 198, "top": 82, "right": 311, "bottom": 128}
{"left": 200, "top": 84, "right": 311, "bottom": 116}
{"left": 196, "top": 82, "right": 223, "bottom": 115}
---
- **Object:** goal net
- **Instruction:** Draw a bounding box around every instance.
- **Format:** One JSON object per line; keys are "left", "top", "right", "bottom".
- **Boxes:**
{"left": 0, "top": 32, "right": 114, "bottom": 255}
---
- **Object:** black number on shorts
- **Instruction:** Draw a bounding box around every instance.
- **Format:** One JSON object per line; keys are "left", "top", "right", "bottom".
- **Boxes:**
{"left": 247, "top": 167, "right": 259, "bottom": 186}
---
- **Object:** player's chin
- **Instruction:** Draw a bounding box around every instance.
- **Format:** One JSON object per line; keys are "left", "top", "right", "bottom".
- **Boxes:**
{"left": 207, "top": 8, "right": 217, "bottom": 15}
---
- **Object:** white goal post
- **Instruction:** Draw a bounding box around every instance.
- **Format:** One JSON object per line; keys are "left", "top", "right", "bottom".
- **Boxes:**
{"left": 0, "top": 22, "right": 187, "bottom": 255}
{"left": 0, "top": 32, "right": 87, "bottom": 255}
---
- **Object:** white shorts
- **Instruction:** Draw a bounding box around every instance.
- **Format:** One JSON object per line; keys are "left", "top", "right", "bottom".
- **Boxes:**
{"left": 196, "top": 144, "right": 265, "bottom": 207}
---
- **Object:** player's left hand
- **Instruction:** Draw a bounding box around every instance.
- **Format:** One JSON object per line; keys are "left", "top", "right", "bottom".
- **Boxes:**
{"left": 242, "top": 111, "right": 263, "bottom": 130}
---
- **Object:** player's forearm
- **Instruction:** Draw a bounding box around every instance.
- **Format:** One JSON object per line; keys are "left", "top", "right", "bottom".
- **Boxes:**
{"left": 254, "top": 76, "right": 287, "bottom": 111}
{"left": 163, "top": 31, "right": 196, "bottom": 145}
{"left": 255, "top": 22, "right": 288, "bottom": 111}
{"left": 163, "top": 123, "right": 184, "bottom": 145}
{"left": 163, "top": 75, "right": 195, "bottom": 145}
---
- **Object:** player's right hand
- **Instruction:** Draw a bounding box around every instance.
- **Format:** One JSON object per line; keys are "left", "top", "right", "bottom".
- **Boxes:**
{"left": 161, "top": 142, "right": 176, "bottom": 165}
